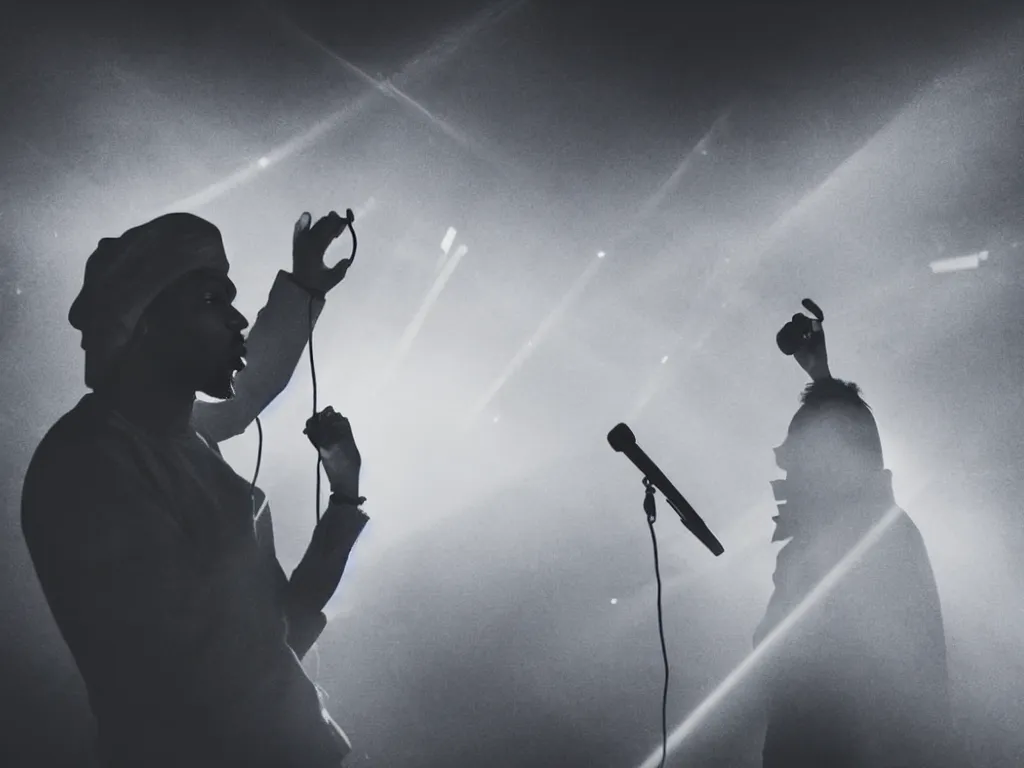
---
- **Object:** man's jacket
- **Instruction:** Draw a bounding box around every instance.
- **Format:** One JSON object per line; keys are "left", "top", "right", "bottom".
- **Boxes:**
{"left": 756, "top": 476, "right": 954, "bottom": 768}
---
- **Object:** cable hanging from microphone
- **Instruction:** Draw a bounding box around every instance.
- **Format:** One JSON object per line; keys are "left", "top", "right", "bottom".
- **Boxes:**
{"left": 250, "top": 416, "right": 264, "bottom": 515}
{"left": 249, "top": 209, "right": 358, "bottom": 526}
{"left": 644, "top": 477, "right": 670, "bottom": 768}
{"left": 310, "top": 209, "right": 357, "bottom": 524}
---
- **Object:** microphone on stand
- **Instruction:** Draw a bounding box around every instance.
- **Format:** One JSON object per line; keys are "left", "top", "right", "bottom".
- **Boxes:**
{"left": 608, "top": 423, "right": 724, "bottom": 556}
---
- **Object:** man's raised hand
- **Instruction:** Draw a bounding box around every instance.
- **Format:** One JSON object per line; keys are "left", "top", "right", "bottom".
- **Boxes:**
{"left": 791, "top": 299, "right": 830, "bottom": 381}
{"left": 290, "top": 210, "right": 356, "bottom": 297}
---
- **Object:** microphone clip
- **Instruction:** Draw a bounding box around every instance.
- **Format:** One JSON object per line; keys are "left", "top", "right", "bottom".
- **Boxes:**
{"left": 643, "top": 477, "right": 657, "bottom": 524}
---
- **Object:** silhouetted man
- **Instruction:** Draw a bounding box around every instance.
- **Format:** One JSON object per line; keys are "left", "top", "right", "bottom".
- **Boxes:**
{"left": 756, "top": 304, "right": 954, "bottom": 767}
{"left": 21, "top": 211, "right": 367, "bottom": 767}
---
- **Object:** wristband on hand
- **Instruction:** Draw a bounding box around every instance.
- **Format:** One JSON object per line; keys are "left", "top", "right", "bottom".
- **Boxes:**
{"left": 329, "top": 492, "right": 366, "bottom": 508}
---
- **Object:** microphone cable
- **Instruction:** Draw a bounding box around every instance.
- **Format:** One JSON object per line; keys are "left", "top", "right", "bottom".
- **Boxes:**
{"left": 644, "top": 477, "right": 670, "bottom": 768}
{"left": 249, "top": 209, "right": 358, "bottom": 525}
{"left": 249, "top": 416, "right": 264, "bottom": 517}
{"left": 310, "top": 209, "right": 357, "bottom": 524}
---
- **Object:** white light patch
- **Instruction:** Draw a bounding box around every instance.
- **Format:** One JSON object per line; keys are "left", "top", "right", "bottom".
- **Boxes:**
{"left": 441, "top": 227, "right": 457, "bottom": 254}
{"left": 257, "top": 157, "right": 270, "bottom": 168}
{"left": 597, "top": 251, "right": 606, "bottom": 258}
{"left": 610, "top": 598, "right": 618, "bottom": 605}
{"left": 661, "top": 356, "right": 669, "bottom": 364}
{"left": 929, "top": 250, "right": 989, "bottom": 274}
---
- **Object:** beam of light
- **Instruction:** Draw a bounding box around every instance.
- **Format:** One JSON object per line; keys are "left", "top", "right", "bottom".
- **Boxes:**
{"left": 380, "top": 80, "right": 520, "bottom": 178}
{"left": 267, "top": 0, "right": 525, "bottom": 179}
{"left": 633, "top": 502, "right": 905, "bottom": 768}
{"left": 154, "top": 102, "right": 370, "bottom": 214}
{"left": 626, "top": 87, "right": 930, "bottom": 422}
{"left": 462, "top": 112, "right": 730, "bottom": 425}
{"left": 437, "top": 227, "right": 458, "bottom": 272}
{"left": 154, "top": 0, "right": 528, "bottom": 215}
{"left": 929, "top": 250, "right": 990, "bottom": 274}
{"left": 464, "top": 252, "right": 605, "bottom": 425}
{"left": 630, "top": 109, "right": 732, "bottom": 230}
{"left": 376, "top": 242, "right": 471, "bottom": 390}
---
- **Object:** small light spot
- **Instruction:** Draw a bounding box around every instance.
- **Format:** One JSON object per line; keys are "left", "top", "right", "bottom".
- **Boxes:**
{"left": 597, "top": 251, "right": 606, "bottom": 258}
{"left": 441, "top": 227, "right": 457, "bottom": 253}
{"left": 258, "top": 157, "right": 270, "bottom": 168}
{"left": 661, "top": 356, "right": 669, "bottom": 364}
{"left": 610, "top": 598, "right": 618, "bottom": 605}
{"left": 15, "top": 287, "right": 22, "bottom": 296}
{"left": 493, "top": 416, "right": 500, "bottom": 424}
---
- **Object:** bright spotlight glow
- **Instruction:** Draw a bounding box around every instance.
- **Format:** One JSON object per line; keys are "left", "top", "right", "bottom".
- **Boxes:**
{"left": 610, "top": 598, "right": 618, "bottom": 605}
{"left": 257, "top": 157, "right": 270, "bottom": 168}
{"left": 634, "top": 504, "right": 904, "bottom": 768}
{"left": 597, "top": 251, "right": 606, "bottom": 258}
{"left": 929, "top": 250, "right": 989, "bottom": 274}
{"left": 441, "top": 226, "right": 457, "bottom": 254}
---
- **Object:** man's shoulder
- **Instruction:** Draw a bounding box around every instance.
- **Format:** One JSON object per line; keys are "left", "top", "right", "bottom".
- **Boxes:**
{"left": 23, "top": 394, "right": 135, "bottom": 510}
{"left": 888, "top": 507, "right": 929, "bottom": 557}
{"left": 29, "top": 394, "right": 120, "bottom": 464}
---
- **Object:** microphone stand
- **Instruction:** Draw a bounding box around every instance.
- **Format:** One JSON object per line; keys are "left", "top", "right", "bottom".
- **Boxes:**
{"left": 643, "top": 477, "right": 657, "bottom": 524}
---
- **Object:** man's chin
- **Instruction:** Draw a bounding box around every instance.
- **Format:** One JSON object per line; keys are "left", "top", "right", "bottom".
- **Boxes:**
{"left": 199, "top": 375, "right": 236, "bottom": 402}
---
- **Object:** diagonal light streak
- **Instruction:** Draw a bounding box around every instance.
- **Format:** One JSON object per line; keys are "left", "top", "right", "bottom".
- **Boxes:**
{"left": 378, "top": 81, "right": 520, "bottom": 178}
{"left": 376, "top": 243, "right": 471, "bottom": 390}
{"left": 155, "top": 106, "right": 367, "bottom": 214}
{"left": 153, "top": 0, "right": 528, "bottom": 215}
{"left": 627, "top": 87, "right": 931, "bottom": 421}
{"left": 271, "top": 6, "right": 523, "bottom": 179}
{"left": 630, "top": 109, "right": 732, "bottom": 230}
{"left": 633, "top": 502, "right": 905, "bottom": 768}
{"left": 464, "top": 252, "right": 606, "bottom": 424}
{"left": 463, "top": 112, "right": 731, "bottom": 423}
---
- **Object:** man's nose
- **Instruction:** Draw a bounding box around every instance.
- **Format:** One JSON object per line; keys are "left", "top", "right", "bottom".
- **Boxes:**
{"left": 229, "top": 308, "right": 249, "bottom": 331}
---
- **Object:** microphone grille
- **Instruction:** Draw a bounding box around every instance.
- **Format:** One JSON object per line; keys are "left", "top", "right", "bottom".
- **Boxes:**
{"left": 607, "top": 423, "right": 636, "bottom": 452}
